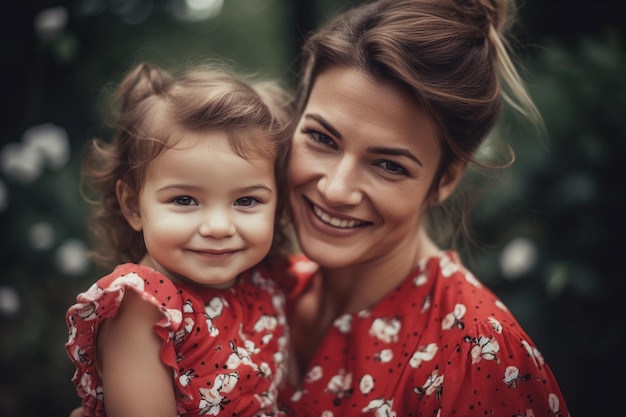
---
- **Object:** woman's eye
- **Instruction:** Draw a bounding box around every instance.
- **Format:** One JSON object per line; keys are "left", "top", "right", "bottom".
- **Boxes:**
{"left": 304, "top": 129, "right": 337, "bottom": 149}
{"left": 172, "top": 196, "right": 197, "bottom": 206}
{"left": 378, "top": 160, "right": 409, "bottom": 176}
{"left": 235, "top": 197, "right": 260, "bottom": 207}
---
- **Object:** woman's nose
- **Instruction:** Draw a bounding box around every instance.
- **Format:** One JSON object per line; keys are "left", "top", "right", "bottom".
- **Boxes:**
{"left": 317, "top": 157, "right": 363, "bottom": 206}
{"left": 198, "top": 208, "right": 236, "bottom": 238}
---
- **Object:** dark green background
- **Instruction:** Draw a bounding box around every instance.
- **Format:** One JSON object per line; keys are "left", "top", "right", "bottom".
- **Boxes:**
{"left": 1, "top": 1, "right": 624, "bottom": 416}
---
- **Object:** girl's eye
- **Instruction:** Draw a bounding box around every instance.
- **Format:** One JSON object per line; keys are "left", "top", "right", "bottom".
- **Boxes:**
{"left": 235, "top": 197, "right": 260, "bottom": 208}
{"left": 304, "top": 129, "right": 337, "bottom": 149}
{"left": 172, "top": 196, "right": 197, "bottom": 206}
{"left": 377, "top": 160, "right": 409, "bottom": 176}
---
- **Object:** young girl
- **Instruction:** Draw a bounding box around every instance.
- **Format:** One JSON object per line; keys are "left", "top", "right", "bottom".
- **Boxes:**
{"left": 65, "top": 62, "right": 292, "bottom": 417}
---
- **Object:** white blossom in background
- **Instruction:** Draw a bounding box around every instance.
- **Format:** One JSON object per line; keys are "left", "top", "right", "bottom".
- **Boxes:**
{"left": 172, "top": 0, "right": 223, "bottom": 21}
{"left": 0, "top": 123, "right": 69, "bottom": 184}
{"left": 55, "top": 238, "right": 90, "bottom": 276}
{"left": 0, "top": 286, "right": 20, "bottom": 316}
{"left": 500, "top": 237, "right": 538, "bottom": 280}
{"left": 0, "top": 179, "right": 7, "bottom": 212}
{"left": 28, "top": 222, "right": 56, "bottom": 251}
{"left": 23, "top": 123, "right": 70, "bottom": 170}
{"left": 1, "top": 141, "right": 45, "bottom": 183}
{"left": 34, "top": 6, "right": 68, "bottom": 41}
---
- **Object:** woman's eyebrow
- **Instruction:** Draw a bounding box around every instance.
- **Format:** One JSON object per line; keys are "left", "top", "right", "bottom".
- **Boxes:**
{"left": 367, "top": 146, "right": 423, "bottom": 167}
{"left": 305, "top": 113, "right": 423, "bottom": 166}
{"left": 304, "top": 114, "right": 342, "bottom": 139}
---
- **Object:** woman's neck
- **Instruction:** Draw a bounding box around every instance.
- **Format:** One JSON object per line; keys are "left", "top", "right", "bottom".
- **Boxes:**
{"left": 318, "top": 228, "right": 441, "bottom": 317}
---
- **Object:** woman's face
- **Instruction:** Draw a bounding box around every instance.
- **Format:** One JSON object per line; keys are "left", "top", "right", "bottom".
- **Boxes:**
{"left": 288, "top": 66, "right": 460, "bottom": 269}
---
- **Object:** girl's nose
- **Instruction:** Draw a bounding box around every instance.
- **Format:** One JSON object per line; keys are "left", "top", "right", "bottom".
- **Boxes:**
{"left": 317, "top": 157, "right": 363, "bottom": 206}
{"left": 198, "top": 209, "right": 236, "bottom": 238}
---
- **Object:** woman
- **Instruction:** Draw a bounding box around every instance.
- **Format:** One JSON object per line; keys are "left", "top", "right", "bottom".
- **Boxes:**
{"left": 70, "top": 0, "right": 570, "bottom": 415}
{"left": 280, "top": 0, "right": 570, "bottom": 416}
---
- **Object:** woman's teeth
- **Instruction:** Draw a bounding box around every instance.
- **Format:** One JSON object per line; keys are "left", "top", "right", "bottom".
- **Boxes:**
{"left": 313, "top": 204, "right": 361, "bottom": 228}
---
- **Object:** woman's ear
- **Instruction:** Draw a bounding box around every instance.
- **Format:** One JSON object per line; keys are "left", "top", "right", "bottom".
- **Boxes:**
{"left": 434, "top": 161, "right": 466, "bottom": 204}
{"left": 116, "top": 180, "right": 143, "bottom": 232}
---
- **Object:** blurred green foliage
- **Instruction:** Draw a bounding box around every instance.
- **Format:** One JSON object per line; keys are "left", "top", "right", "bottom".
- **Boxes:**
{"left": 0, "top": 1, "right": 623, "bottom": 416}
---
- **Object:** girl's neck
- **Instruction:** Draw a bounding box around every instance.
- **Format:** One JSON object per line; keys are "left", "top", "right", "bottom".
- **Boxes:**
{"left": 317, "top": 228, "right": 441, "bottom": 316}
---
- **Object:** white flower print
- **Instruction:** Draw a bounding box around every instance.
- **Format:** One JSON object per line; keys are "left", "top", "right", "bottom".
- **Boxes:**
{"left": 205, "top": 297, "right": 227, "bottom": 337}
{"left": 463, "top": 271, "right": 482, "bottom": 288}
{"left": 414, "top": 272, "right": 428, "bottom": 286}
{"left": 79, "top": 282, "right": 102, "bottom": 302}
{"left": 173, "top": 317, "right": 194, "bottom": 344}
{"left": 334, "top": 314, "right": 352, "bottom": 333}
{"left": 413, "top": 368, "right": 443, "bottom": 398}
{"left": 250, "top": 269, "right": 273, "bottom": 289}
{"left": 255, "top": 390, "right": 275, "bottom": 409}
{"left": 214, "top": 372, "right": 239, "bottom": 393}
{"left": 440, "top": 255, "right": 459, "bottom": 277}
{"left": 358, "top": 309, "right": 371, "bottom": 318}
{"left": 409, "top": 343, "right": 438, "bottom": 368}
{"left": 325, "top": 368, "right": 353, "bottom": 398}
{"left": 549, "top": 392, "right": 561, "bottom": 414}
{"left": 110, "top": 273, "right": 145, "bottom": 292}
{"left": 521, "top": 340, "right": 545, "bottom": 368}
{"left": 254, "top": 314, "right": 278, "bottom": 332}
{"left": 369, "top": 317, "right": 401, "bottom": 343}
{"left": 359, "top": 374, "right": 375, "bottom": 394}
{"left": 205, "top": 296, "right": 227, "bottom": 318}
{"left": 487, "top": 317, "right": 503, "bottom": 333}
{"left": 375, "top": 348, "right": 393, "bottom": 363}
{"left": 206, "top": 318, "right": 219, "bottom": 337}
{"left": 74, "top": 301, "right": 98, "bottom": 321}
{"left": 321, "top": 411, "right": 334, "bottom": 417}
{"left": 293, "top": 259, "right": 318, "bottom": 275}
{"left": 257, "top": 362, "right": 272, "bottom": 378}
{"left": 421, "top": 295, "right": 432, "bottom": 313}
{"left": 72, "top": 345, "right": 89, "bottom": 364}
{"left": 362, "top": 398, "right": 396, "bottom": 417}
{"left": 198, "top": 387, "right": 225, "bottom": 415}
{"left": 465, "top": 335, "right": 500, "bottom": 364}
{"left": 441, "top": 303, "right": 466, "bottom": 330}
{"left": 305, "top": 365, "right": 323, "bottom": 383}
{"left": 495, "top": 299, "right": 509, "bottom": 312}
{"left": 183, "top": 299, "right": 194, "bottom": 313}
{"left": 226, "top": 340, "right": 257, "bottom": 370}
{"left": 290, "top": 388, "right": 306, "bottom": 402}
{"left": 179, "top": 368, "right": 198, "bottom": 387}
{"left": 503, "top": 365, "right": 531, "bottom": 388}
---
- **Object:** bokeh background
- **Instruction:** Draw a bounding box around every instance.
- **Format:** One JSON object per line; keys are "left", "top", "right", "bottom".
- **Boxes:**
{"left": 1, "top": 0, "right": 624, "bottom": 416}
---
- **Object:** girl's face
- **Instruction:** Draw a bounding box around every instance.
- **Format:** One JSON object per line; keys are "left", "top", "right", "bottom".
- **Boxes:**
{"left": 288, "top": 66, "right": 461, "bottom": 269}
{"left": 119, "top": 131, "right": 277, "bottom": 287}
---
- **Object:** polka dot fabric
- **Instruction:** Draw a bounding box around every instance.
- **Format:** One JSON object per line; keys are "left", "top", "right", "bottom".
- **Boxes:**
{"left": 280, "top": 251, "right": 570, "bottom": 417}
{"left": 66, "top": 261, "right": 289, "bottom": 417}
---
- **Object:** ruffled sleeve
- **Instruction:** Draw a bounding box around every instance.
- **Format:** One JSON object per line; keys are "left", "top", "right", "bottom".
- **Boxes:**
{"left": 65, "top": 263, "right": 183, "bottom": 417}
{"left": 435, "top": 319, "right": 569, "bottom": 416}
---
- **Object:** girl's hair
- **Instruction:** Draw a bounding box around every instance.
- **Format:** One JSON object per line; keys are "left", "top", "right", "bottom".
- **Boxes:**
{"left": 82, "top": 62, "right": 292, "bottom": 267}
{"left": 295, "top": 0, "right": 542, "bottom": 247}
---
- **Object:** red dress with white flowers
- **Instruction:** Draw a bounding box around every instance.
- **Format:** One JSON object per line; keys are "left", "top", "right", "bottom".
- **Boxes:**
{"left": 66, "top": 261, "right": 289, "bottom": 417}
{"left": 279, "top": 251, "right": 570, "bottom": 417}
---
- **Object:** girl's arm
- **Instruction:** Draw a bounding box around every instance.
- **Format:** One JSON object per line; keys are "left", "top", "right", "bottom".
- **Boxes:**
{"left": 97, "top": 289, "right": 177, "bottom": 417}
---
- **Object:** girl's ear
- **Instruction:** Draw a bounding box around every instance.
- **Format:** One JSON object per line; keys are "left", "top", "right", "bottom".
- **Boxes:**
{"left": 435, "top": 161, "right": 466, "bottom": 205}
{"left": 116, "top": 180, "right": 143, "bottom": 232}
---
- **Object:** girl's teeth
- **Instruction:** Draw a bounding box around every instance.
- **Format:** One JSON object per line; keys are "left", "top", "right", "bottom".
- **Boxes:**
{"left": 313, "top": 205, "right": 360, "bottom": 228}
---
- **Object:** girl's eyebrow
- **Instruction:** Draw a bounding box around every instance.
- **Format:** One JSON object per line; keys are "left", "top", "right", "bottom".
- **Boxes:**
{"left": 304, "top": 114, "right": 342, "bottom": 139}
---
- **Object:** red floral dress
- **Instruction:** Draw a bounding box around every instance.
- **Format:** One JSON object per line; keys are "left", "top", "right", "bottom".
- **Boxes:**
{"left": 279, "top": 251, "right": 570, "bottom": 417}
{"left": 66, "top": 260, "right": 289, "bottom": 417}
